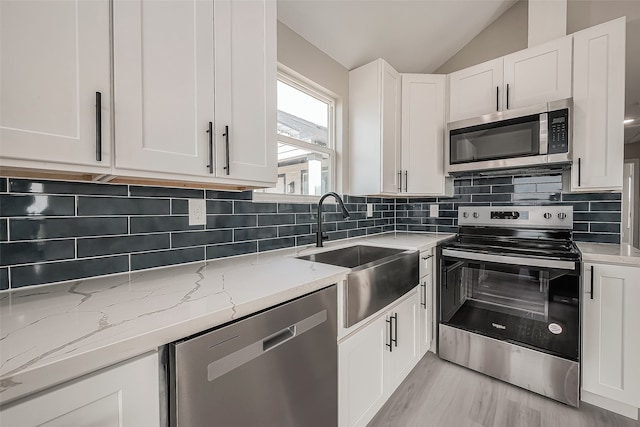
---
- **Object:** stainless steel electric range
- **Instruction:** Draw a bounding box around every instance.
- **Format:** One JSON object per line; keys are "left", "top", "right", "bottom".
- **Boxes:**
{"left": 437, "top": 205, "right": 581, "bottom": 407}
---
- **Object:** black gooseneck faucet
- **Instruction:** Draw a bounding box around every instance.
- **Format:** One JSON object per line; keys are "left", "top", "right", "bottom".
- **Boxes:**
{"left": 316, "top": 192, "right": 350, "bottom": 247}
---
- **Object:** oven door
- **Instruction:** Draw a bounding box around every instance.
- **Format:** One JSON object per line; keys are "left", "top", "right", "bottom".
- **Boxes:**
{"left": 439, "top": 249, "right": 579, "bottom": 361}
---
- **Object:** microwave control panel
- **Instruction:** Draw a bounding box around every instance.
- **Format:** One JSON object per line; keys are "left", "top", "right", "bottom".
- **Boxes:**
{"left": 547, "top": 108, "right": 569, "bottom": 154}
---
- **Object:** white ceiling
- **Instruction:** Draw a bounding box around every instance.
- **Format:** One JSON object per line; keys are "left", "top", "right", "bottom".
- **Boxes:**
{"left": 277, "top": 0, "right": 518, "bottom": 73}
{"left": 278, "top": 0, "right": 640, "bottom": 144}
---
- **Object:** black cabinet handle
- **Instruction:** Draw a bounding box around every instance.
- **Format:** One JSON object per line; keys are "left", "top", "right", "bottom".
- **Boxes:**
{"left": 506, "top": 84, "right": 510, "bottom": 109}
{"left": 422, "top": 254, "right": 433, "bottom": 260}
{"left": 590, "top": 265, "right": 594, "bottom": 300}
{"left": 421, "top": 282, "right": 427, "bottom": 308}
{"left": 206, "top": 122, "right": 213, "bottom": 174}
{"left": 496, "top": 86, "right": 499, "bottom": 111}
{"left": 223, "top": 125, "right": 230, "bottom": 175}
{"left": 578, "top": 158, "right": 582, "bottom": 187}
{"left": 95, "top": 92, "right": 102, "bottom": 162}
{"left": 404, "top": 171, "right": 408, "bottom": 192}
{"left": 392, "top": 313, "right": 398, "bottom": 347}
{"left": 386, "top": 316, "right": 393, "bottom": 352}
{"left": 397, "top": 170, "right": 402, "bottom": 192}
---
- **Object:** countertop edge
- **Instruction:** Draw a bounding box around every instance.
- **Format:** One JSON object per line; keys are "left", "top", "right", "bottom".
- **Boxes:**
{"left": 576, "top": 242, "right": 640, "bottom": 267}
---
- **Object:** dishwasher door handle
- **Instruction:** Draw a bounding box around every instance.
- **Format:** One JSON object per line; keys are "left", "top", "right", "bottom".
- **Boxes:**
{"left": 263, "top": 326, "right": 296, "bottom": 352}
{"left": 207, "top": 310, "right": 327, "bottom": 382}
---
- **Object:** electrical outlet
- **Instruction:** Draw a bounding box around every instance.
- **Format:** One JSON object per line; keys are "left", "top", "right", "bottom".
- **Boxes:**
{"left": 188, "top": 199, "right": 206, "bottom": 225}
{"left": 366, "top": 203, "right": 373, "bottom": 218}
{"left": 429, "top": 204, "right": 439, "bottom": 218}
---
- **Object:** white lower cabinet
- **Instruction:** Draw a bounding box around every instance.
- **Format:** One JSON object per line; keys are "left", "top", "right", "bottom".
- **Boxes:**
{"left": 339, "top": 288, "right": 420, "bottom": 427}
{"left": 582, "top": 263, "right": 640, "bottom": 413}
{"left": 0, "top": 352, "right": 160, "bottom": 427}
{"left": 418, "top": 249, "right": 435, "bottom": 357}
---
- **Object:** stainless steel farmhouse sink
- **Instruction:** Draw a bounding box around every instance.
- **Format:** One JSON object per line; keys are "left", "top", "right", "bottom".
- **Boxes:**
{"left": 297, "top": 245, "right": 419, "bottom": 327}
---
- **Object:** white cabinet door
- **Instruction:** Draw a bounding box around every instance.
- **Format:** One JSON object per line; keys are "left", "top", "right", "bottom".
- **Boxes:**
{"left": 213, "top": 0, "right": 276, "bottom": 184}
{"left": 381, "top": 61, "right": 402, "bottom": 194}
{"left": 418, "top": 275, "right": 433, "bottom": 358}
{"left": 0, "top": 0, "right": 111, "bottom": 173}
{"left": 401, "top": 74, "right": 452, "bottom": 196}
{"left": 349, "top": 59, "right": 400, "bottom": 196}
{"left": 571, "top": 18, "right": 625, "bottom": 192}
{"left": 448, "top": 59, "right": 503, "bottom": 122}
{"left": 386, "top": 289, "right": 420, "bottom": 392}
{"left": 503, "top": 36, "right": 572, "bottom": 110}
{"left": 0, "top": 352, "right": 160, "bottom": 427}
{"left": 113, "top": 0, "right": 215, "bottom": 178}
{"left": 583, "top": 263, "right": 640, "bottom": 408}
{"left": 339, "top": 315, "right": 387, "bottom": 427}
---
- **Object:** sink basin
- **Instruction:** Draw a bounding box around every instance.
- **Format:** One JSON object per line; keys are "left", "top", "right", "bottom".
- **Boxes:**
{"left": 296, "top": 245, "right": 406, "bottom": 268}
{"left": 297, "top": 245, "right": 419, "bottom": 327}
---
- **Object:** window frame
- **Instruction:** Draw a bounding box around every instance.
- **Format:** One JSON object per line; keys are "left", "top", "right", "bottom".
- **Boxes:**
{"left": 254, "top": 70, "right": 337, "bottom": 203}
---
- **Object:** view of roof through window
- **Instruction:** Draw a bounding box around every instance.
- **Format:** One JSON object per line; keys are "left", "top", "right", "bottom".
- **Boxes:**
{"left": 277, "top": 80, "right": 329, "bottom": 147}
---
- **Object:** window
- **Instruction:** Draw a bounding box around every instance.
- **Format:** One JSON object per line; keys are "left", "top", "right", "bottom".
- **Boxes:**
{"left": 256, "top": 72, "right": 335, "bottom": 197}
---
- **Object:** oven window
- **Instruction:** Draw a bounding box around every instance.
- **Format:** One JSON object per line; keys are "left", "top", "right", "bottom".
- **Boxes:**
{"left": 441, "top": 258, "right": 579, "bottom": 360}
{"left": 449, "top": 114, "right": 540, "bottom": 164}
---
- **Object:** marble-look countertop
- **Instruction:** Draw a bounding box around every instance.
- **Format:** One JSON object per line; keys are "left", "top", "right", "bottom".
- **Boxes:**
{"left": 577, "top": 242, "right": 640, "bottom": 267}
{"left": 0, "top": 232, "right": 453, "bottom": 406}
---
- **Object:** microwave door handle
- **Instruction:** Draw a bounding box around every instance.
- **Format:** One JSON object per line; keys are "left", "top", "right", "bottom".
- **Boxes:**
{"left": 539, "top": 112, "right": 548, "bottom": 154}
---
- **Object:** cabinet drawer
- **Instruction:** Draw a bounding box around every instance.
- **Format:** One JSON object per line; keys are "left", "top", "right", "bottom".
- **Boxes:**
{"left": 419, "top": 251, "right": 433, "bottom": 278}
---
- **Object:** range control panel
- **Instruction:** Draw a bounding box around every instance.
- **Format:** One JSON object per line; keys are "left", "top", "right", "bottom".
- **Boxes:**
{"left": 459, "top": 206, "right": 573, "bottom": 229}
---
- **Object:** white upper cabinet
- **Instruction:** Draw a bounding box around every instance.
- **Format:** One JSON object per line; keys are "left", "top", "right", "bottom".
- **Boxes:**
{"left": 113, "top": 0, "right": 277, "bottom": 185}
{"left": 448, "top": 59, "right": 503, "bottom": 122}
{"left": 569, "top": 17, "right": 625, "bottom": 192}
{"left": 0, "top": 0, "right": 111, "bottom": 173}
{"left": 503, "top": 36, "right": 572, "bottom": 110}
{"left": 213, "top": 0, "right": 277, "bottom": 184}
{"left": 448, "top": 37, "right": 572, "bottom": 122}
{"left": 113, "top": 0, "right": 215, "bottom": 178}
{"left": 349, "top": 59, "right": 401, "bottom": 196}
{"left": 582, "top": 263, "right": 640, "bottom": 408}
{"left": 350, "top": 60, "right": 452, "bottom": 196}
{"left": 401, "top": 74, "right": 453, "bottom": 196}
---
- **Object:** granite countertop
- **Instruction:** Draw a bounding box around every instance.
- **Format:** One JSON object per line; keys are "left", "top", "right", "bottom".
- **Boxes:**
{"left": 0, "top": 232, "right": 453, "bottom": 406}
{"left": 577, "top": 242, "right": 640, "bottom": 267}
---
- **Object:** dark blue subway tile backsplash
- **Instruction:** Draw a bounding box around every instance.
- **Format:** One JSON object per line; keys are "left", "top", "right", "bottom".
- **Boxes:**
{"left": 0, "top": 268, "right": 9, "bottom": 290}
{"left": 11, "top": 255, "right": 129, "bottom": 288}
{"left": 10, "top": 178, "right": 128, "bottom": 196}
{"left": 0, "top": 172, "right": 623, "bottom": 290}
{"left": 78, "top": 196, "right": 170, "bottom": 216}
{"left": 11, "top": 217, "right": 129, "bottom": 240}
{"left": 0, "top": 194, "right": 75, "bottom": 217}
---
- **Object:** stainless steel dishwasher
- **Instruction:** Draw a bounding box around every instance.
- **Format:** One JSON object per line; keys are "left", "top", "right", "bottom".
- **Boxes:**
{"left": 168, "top": 285, "right": 337, "bottom": 427}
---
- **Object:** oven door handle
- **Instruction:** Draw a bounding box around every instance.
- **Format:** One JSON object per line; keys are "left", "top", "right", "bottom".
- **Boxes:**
{"left": 442, "top": 261, "right": 465, "bottom": 289}
{"left": 441, "top": 249, "right": 575, "bottom": 270}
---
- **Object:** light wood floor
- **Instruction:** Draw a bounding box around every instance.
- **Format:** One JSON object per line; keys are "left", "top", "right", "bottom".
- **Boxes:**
{"left": 368, "top": 352, "right": 640, "bottom": 427}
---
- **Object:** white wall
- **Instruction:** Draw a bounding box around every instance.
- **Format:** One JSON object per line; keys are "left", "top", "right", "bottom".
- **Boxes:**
{"left": 434, "top": 0, "right": 528, "bottom": 74}
{"left": 277, "top": 21, "right": 350, "bottom": 193}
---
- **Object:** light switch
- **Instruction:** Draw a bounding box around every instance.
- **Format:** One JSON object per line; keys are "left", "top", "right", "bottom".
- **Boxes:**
{"left": 429, "top": 204, "right": 439, "bottom": 218}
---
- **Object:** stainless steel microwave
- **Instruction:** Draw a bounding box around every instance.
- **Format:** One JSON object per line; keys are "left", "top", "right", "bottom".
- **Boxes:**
{"left": 446, "top": 99, "right": 572, "bottom": 174}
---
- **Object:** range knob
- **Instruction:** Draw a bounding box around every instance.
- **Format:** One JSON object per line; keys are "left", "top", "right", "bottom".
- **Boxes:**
{"left": 473, "top": 212, "right": 479, "bottom": 219}
{"left": 543, "top": 212, "right": 553, "bottom": 219}
{"left": 558, "top": 212, "right": 567, "bottom": 220}
{"left": 462, "top": 212, "right": 469, "bottom": 218}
